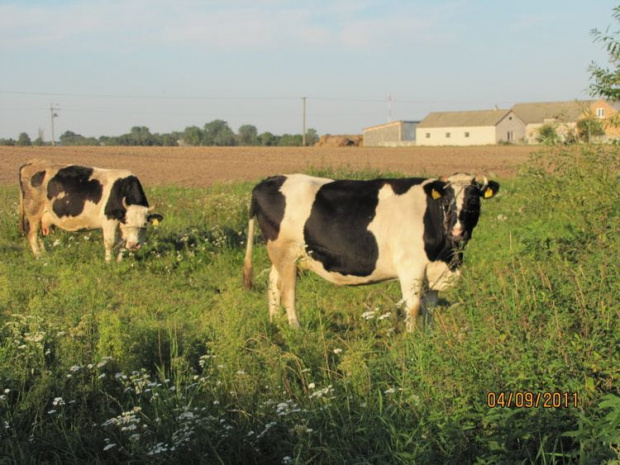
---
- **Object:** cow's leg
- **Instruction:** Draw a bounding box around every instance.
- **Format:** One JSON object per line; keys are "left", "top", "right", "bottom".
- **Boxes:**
{"left": 268, "top": 265, "right": 282, "bottom": 322}
{"left": 420, "top": 290, "right": 439, "bottom": 328}
{"left": 102, "top": 222, "right": 118, "bottom": 262}
{"left": 398, "top": 266, "right": 426, "bottom": 332}
{"left": 267, "top": 244, "right": 301, "bottom": 328}
{"left": 26, "top": 215, "right": 43, "bottom": 257}
{"left": 279, "top": 254, "right": 300, "bottom": 329}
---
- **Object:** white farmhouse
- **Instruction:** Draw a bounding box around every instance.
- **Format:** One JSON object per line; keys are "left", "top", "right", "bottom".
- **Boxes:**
{"left": 415, "top": 109, "right": 525, "bottom": 146}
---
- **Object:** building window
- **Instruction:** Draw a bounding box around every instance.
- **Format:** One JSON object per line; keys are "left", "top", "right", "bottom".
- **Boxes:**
{"left": 596, "top": 107, "right": 605, "bottom": 118}
{"left": 464, "top": 132, "right": 470, "bottom": 138}
{"left": 426, "top": 133, "right": 431, "bottom": 138}
{"left": 445, "top": 132, "right": 451, "bottom": 138}
{"left": 507, "top": 131, "right": 514, "bottom": 141}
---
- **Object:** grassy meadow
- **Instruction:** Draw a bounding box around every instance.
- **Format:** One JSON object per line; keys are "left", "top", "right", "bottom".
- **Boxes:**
{"left": 0, "top": 146, "right": 618, "bottom": 464}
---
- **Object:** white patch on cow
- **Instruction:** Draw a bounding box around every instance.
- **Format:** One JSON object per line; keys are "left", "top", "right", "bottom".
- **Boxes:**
{"left": 277, "top": 174, "right": 331, "bottom": 243}
{"left": 426, "top": 260, "right": 461, "bottom": 291}
{"left": 120, "top": 205, "right": 150, "bottom": 251}
{"left": 445, "top": 173, "right": 476, "bottom": 238}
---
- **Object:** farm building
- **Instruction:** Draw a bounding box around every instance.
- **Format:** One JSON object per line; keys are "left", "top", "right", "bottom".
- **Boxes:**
{"left": 363, "top": 120, "right": 420, "bottom": 147}
{"left": 511, "top": 99, "right": 619, "bottom": 144}
{"left": 415, "top": 109, "right": 525, "bottom": 146}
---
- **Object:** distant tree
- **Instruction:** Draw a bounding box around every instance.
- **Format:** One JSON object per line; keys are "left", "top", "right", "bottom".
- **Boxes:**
{"left": 182, "top": 126, "right": 203, "bottom": 146}
{"left": 33, "top": 137, "right": 44, "bottom": 146}
{"left": 203, "top": 120, "right": 236, "bottom": 146}
{"left": 16, "top": 133, "right": 32, "bottom": 146}
{"left": 129, "top": 126, "right": 157, "bottom": 146}
{"left": 0, "top": 138, "right": 16, "bottom": 146}
{"left": 59, "top": 131, "right": 98, "bottom": 146}
{"left": 537, "top": 124, "right": 559, "bottom": 145}
{"left": 589, "top": 5, "right": 620, "bottom": 100}
{"left": 158, "top": 132, "right": 181, "bottom": 146}
{"left": 258, "top": 132, "right": 278, "bottom": 146}
{"left": 278, "top": 134, "right": 303, "bottom": 146}
{"left": 577, "top": 117, "right": 606, "bottom": 143}
{"left": 305, "top": 128, "right": 319, "bottom": 146}
{"left": 238, "top": 124, "right": 258, "bottom": 145}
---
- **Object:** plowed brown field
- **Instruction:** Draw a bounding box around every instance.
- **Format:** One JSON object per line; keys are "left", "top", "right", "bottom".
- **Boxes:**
{"left": 0, "top": 145, "right": 538, "bottom": 188}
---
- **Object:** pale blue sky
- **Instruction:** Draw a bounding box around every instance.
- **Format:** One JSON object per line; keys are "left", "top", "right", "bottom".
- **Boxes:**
{"left": 0, "top": 0, "right": 617, "bottom": 140}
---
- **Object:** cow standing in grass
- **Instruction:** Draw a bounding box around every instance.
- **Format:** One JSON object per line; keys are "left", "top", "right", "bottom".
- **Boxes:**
{"left": 19, "top": 160, "right": 163, "bottom": 261}
{"left": 243, "top": 173, "right": 499, "bottom": 331}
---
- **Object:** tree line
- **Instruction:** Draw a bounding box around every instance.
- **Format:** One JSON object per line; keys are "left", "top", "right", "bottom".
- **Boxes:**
{"left": 0, "top": 120, "right": 320, "bottom": 147}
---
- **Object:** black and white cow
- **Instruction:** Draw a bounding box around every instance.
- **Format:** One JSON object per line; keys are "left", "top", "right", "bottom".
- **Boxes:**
{"left": 19, "top": 160, "right": 163, "bottom": 261}
{"left": 243, "top": 173, "right": 499, "bottom": 331}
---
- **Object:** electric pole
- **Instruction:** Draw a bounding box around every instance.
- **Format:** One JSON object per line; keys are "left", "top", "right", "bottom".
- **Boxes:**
{"left": 302, "top": 96, "right": 307, "bottom": 146}
{"left": 50, "top": 104, "right": 60, "bottom": 146}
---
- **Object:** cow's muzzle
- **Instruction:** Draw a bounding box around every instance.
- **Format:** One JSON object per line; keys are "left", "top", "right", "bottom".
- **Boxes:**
{"left": 125, "top": 242, "right": 142, "bottom": 251}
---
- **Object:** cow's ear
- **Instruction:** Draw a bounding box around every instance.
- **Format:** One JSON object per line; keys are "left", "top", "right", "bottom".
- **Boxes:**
{"left": 480, "top": 181, "right": 500, "bottom": 199}
{"left": 423, "top": 180, "right": 446, "bottom": 200}
{"left": 148, "top": 213, "right": 163, "bottom": 225}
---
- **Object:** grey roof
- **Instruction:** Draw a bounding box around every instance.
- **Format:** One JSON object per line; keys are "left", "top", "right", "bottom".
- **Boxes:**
{"left": 364, "top": 120, "right": 420, "bottom": 131}
{"left": 511, "top": 100, "right": 595, "bottom": 124}
{"left": 417, "top": 109, "right": 512, "bottom": 128}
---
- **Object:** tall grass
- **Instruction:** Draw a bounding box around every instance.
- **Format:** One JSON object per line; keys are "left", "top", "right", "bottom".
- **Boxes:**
{"left": 0, "top": 146, "right": 618, "bottom": 464}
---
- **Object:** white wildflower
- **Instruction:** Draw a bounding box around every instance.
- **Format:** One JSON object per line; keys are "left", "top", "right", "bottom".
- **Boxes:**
{"left": 361, "top": 311, "right": 376, "bottom": 320}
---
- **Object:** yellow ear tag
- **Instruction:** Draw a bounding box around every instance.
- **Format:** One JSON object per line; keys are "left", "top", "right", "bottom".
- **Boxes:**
{"left": 432, "top": 189, "right": 442, "bottom": 200}
{"left": 484, "top": 188, "right": 494, "bottom": 199}
{"left": 152, "top": 219, "right": 159, "bottom": 227}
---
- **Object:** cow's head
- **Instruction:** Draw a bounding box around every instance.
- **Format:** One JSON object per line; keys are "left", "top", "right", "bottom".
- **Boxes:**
{"left": 424, "top": 173, "right": 499, "bottom": 244}
{"left": 119, "top": 198, "right": 164, "bottom": 251}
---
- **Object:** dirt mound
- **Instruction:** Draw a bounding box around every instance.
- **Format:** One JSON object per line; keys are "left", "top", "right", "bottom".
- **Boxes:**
{"left": 315, "top": 135, "right": 363, "bottom": 147}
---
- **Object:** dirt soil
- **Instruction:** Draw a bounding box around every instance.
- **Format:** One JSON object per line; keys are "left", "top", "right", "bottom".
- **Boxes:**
{"left": 0, "top": 145, "right": 538, "bottom": 188}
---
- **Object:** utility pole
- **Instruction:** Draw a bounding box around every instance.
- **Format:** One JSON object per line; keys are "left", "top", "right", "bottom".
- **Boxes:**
{"left": 50, "top": 104, "right": 60, "bottom": 146}
{"left": 302, "top": 96, "right": 307, "bottom": 146}
{"left": 387, "top": 93, "right": 393, "bottom": 123}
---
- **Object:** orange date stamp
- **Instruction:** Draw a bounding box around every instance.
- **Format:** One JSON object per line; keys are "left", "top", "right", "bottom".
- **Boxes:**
{"left": 487, "top": 391, "right": 579, "bottom": 409}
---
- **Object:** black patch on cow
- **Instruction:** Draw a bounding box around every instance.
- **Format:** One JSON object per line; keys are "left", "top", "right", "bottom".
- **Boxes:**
{"left": 304, "top": 179, "right": 385, "bottom": 276}
{"left": 30, "top": 171, "right": 46, "bottom": 188}
{"left": 422, "top": 181, "right": 487, "bottom": 270}
{"left": 250, "top": 176, "right": 287, "bottom": 241}
{"left": 47, "top": 166, "right": 103, "bottom": 218}
{"left": 422, "top": 182, "right": 460, "bottom": 269}
{"left": 459, "top": 185, "right": 482, "bottom": 240}
{"left": 104, "top": 176, "right": 149, "bottom": 222}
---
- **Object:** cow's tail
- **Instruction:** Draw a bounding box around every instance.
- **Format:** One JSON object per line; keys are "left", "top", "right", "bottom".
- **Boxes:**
{"left": 18, "top": 163, "right": 28, "bottom": 235}
{"left": 242, "top": 198, "right": 257, "bottom": 290}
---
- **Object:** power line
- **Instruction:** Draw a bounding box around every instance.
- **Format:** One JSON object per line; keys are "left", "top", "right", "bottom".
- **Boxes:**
{"left": 0, "top": 89, "right": 514, "bottom": 105}
{"left": 0, "top": 90, "right": 299, "bottom": 101}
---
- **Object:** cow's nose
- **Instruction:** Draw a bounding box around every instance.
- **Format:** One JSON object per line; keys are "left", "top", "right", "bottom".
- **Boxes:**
{"left": 126, "top": 242, "right": 141, "bottom": 251}
{"left": 450, "top": 226, "right": 464, "bottom": 240}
